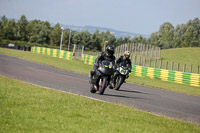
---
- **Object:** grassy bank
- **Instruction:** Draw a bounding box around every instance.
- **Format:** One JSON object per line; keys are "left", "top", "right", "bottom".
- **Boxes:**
{"left": 0, "top": 47, "right": 200, "bottom": 96}
{"left": 161, "top": 47, "right": 200, "bottom": 65}
{"left": 159, "top": 47, "right": 200, "bottom": 73}
{"left": 0, "top": 75, "right": 199, "bottom": 132}
{"left": 135, "top": 47, "right": 200, "bottom": 73}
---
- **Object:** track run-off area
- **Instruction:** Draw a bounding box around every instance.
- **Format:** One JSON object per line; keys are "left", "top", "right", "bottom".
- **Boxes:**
{"left": 0, "top": 53, "right": 200, "bottom": 124}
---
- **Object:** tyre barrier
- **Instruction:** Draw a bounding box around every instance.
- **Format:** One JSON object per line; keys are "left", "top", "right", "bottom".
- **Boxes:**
{"left": 132, "top": 65, "right": 200, "bottom": 88}
{"left": 81, "top": 54, "right": 97, "bottom": 65}
{"left": 82, "top": 54, "right": 200, "bottom": 88}
{"left": 31, "top": 46, "right": 73, "bottom": 61}
{"left": 0, "top": 45, "right": 31, "bottom": 51}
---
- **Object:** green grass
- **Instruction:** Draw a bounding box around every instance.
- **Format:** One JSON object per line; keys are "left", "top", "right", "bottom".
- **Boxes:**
{"left": 0, "top": 47, "right": 200, "bottom": 96}
{"left": 1, "top": 75, "right": 200, "bottom": 132}
{"left": 160, "top": 47, "right": 200, "bottom": 73}
{"left": 133, "top": 47, "right": 200, "bottom": 73}
{"left": 161, "top": 47, "right": 200, "bottom": 65}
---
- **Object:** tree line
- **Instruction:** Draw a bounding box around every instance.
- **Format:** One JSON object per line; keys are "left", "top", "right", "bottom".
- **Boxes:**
{"left": 149, "top": 18, "right": 200, "bottom": 49}
{"left": 0, "top": 15, "right": 136, "bottom": 51}
{"left": 0, "top": 15, "right": 199, "bottom": 51}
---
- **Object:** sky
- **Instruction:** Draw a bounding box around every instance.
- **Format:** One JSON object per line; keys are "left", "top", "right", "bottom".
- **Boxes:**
{"left": 0, "top": 0, "right": 200, "bottom": 35}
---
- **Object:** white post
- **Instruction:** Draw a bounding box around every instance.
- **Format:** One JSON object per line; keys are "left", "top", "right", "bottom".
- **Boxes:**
{"left": 104, "top": 41, "right": 108, "bottom": 51}
{"left": 60, "top": 27, "right": 64, "bottom": 50}
{"left": 73, "top": 44, "right": 76, "bottom": 53}
{"left": 68, "top": 30, "right": 71, "bottom": 51}
{"left": 82, "top": 46, "right": 84, "bottom": 55}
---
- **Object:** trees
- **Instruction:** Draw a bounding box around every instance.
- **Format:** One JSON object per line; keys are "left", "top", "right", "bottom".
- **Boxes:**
{"left": 149, "top": 22, "right": 174, "bottom": 49}
{"left": 159, "top": 22, "right": 174, "bottom": 48}
{"left": 72, "top": 30, "right": 102, "bottom": 51}
{"left": 149, "top": 32, "right": 160, "bottom": 46}
{"left": 89, "top": 30, "right": 101, "bottom": 51}
{"left": 0, "top": 14, "right": 199, "bottom": 50}
{"left": 104, "top": 31, "right": 116, "bottom": 46}
{"left": 0, "top": 16, "right": 8, "bottom": 39}
{"left": 37, "top": 21, "right": 51, "bottom": 44}
{"left": 183, "top": 18, "right": 200, "bottom": 47}
{"left": 2, "top": 19, "right": 16, "bottom": 40}
{"left": 80, "top": 30, "right": 91, "bottom": 48}
{"left": 183, "top": 26, "right": 195, "bottom": 47}
{"left": 26, "top": 20, "right": 51, "bottom": 44}
{"left": 115, "top": 37, "right": 123, "bottom": 46}
{"left": 132, "top": 35, "right": 147, "bottom": 44}
{"left": 62, "top": 29, "right": 71, "bottom": 49}
{"left": 16, "top": 15, "right": 28, "bottom": 41}
{"left": 149, "top": 18, "right": 200, "bottom": 49}
{"left": 50, "top": 23, "right": 62, "bottom": 46}
{"left": 173, "top": 24, "right": 187, "bottom": 48}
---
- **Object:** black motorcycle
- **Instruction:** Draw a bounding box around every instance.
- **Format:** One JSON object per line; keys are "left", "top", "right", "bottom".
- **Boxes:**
{"left": 111, "top": 62, "right": 129, "bottom": 90}
{"left": 89, "top": 60, "right": 114, "bottom": 95}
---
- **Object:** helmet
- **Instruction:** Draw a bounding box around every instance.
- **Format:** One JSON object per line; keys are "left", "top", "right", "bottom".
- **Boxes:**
{"left": 106, "top": 45, "right": 115, "bottom": 56}
{"left": 124, "top": 51, "right": 130, "bottom": 58}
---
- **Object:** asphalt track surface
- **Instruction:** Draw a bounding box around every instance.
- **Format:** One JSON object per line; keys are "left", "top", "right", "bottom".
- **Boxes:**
{"left": 1, "top": 53, "right": 200, "bottom": 124}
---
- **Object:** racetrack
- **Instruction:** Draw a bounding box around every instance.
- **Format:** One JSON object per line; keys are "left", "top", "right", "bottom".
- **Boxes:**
{"left": 1, "top": 53, "right": 200, "bottom": 124}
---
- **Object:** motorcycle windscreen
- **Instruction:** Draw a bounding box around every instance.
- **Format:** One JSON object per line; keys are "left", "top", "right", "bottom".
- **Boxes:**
{"left": 99, "top": 60, "right": 114, "bottom": 75}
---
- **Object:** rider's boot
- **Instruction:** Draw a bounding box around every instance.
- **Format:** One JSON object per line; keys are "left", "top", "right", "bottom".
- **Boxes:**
{"left": 109, "top": 76, "right": 114, "bottom": 89}
{"left": 89, "top": 70, "right": 95, "bottom": 83}
{"left": 109, "top": 81, "right": 114, "bottom": 89}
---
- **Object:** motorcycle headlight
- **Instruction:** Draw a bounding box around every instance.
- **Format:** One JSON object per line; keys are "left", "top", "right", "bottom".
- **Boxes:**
{"left": 120, "top": 69, "right": 126, "bottom": 75}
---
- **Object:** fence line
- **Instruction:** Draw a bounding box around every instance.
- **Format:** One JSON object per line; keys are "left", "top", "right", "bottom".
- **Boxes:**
{"left": 73, "top": 43, "right": 160, "bottom": 61}
{"left": 115, "top": 43, "right": 160, "bottom": 60}
{"left": 64, "top": 43, "right": 199, "bottom": 74}
{"left": 132, "top": 55, "right": 200, "bottom": 74}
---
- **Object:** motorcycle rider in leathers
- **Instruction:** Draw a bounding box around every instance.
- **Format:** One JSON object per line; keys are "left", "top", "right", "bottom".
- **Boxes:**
{"left": 109, "top": 51, "right": 132, "bottom": 89}
{"left": 89, "top": 45, "right": 116, "bottom": 83}
{"left": 116, "top": 51, "right": 132, "bottom": 73}
{"left": 112, "top": 51, "right": 132, "bottom": 84}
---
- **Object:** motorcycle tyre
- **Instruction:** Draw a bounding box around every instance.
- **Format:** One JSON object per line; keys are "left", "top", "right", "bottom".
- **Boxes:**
{"left": 114, "top": 75, "right": 125, "bottom": 90}
{"left": 98, "top": 77, "right": 107, "bottom": 95}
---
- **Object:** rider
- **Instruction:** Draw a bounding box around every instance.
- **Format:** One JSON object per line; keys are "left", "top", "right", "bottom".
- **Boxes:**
{"left": 116, "top": 50, "right": 132, "bottom": 76}
{"left": 109, "top": 51, "right": 132, "bottom": 88}
{"left": 89, "top": 45, "right": 116, "bottom": 82}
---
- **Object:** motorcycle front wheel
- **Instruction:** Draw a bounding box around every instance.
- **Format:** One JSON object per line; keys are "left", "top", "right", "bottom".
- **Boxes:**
{"left": 98, "top": 77, "right": 108, "bottom": 95}
{"left": 114, "top": 75, "right": 125, "bottom": 90}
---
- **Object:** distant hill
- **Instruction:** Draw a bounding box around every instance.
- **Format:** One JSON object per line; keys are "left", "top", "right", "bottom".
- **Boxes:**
{"left": 59, "top": 24, "right": 150, "bottom": 39}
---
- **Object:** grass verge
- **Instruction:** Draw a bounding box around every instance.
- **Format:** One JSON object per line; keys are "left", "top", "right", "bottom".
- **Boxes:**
{"left": 0, "top": 75, "right": 200, "bottom": 132}
{"left": 161, "top": 47, "right": 200, "bottom": 65}
{"left": 0, "top": 48, "right": 200, "bottom": 96}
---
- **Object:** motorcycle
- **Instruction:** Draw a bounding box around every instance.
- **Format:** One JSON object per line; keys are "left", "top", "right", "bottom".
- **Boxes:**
{"left": 111, "top": 62, "right": 129, "bottom": 90}
{"left": 89, "top": 60, "right": 114, "bottom": 95}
